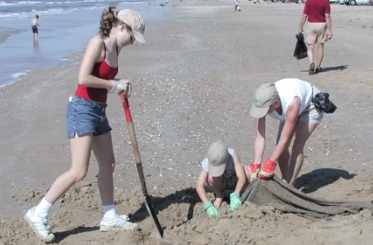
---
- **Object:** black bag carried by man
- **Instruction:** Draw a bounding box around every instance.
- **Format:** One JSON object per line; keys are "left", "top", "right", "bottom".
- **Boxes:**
{"left": 312, "top": 92, "right": 337, "bottom": 113}
{"left": 293, "top": 32, "right": 308, "bottom": 60}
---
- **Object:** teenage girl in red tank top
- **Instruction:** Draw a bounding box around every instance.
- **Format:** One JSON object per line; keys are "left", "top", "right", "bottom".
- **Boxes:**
{"left": 24, "top": 7, "right": 146, "bottom": 243}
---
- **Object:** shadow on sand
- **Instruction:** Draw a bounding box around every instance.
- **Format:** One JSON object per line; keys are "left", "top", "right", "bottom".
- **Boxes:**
{"left": 301, "top": 64, "right": 349, "bottom": 73}
{"left": 294, "top": 168, "right": 355, "bottom": 194}
{"left": 53, "top": 226, "right": 99, "bottom": 243}
{"left": 129, "top": 187, "right": 200, "bottom": 224}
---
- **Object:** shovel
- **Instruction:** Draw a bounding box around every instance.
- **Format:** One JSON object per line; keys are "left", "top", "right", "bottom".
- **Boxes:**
{"left": 119, "top": 93, "right": 163, "bottom": 238}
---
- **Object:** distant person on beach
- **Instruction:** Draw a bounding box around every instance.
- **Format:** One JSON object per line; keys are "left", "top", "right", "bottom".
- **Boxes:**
{"left": 196, "top": 140, "right": 248, "bottom": 218}
{"left": 234, "top": 0, "right": 241, "bottom": 12}
{"left": 24, "top": 7, "right": 146, "bottom": 243}
{"left": 31, "top": 15, "right": 39, "bottom": 39}
{"left": 299, "top": 0, "right": 332, "bottom": 75}
{"left": 248, "top": 79, "right": 323, "bottom": 186}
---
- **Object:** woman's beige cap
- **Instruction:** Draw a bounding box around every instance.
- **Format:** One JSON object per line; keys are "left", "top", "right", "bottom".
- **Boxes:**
{"left": 250, "top": 83, "right": 278, "bottom": 118}
{"left": 117, "top": 9, "right": 146, "bottom": 43}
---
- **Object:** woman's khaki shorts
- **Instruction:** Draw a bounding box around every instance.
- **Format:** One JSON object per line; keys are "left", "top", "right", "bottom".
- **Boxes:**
{"left": 299, "top": 102, "right": 323, "bottom": 124}
{"left": 299, "top": 86, "right": 324, "bottom": 124}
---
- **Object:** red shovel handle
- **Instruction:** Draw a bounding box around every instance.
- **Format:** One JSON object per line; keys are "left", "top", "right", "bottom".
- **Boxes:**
{"left": 120, "top": 93, "right": 132, "bottom": 123}
{"left": 119, "top": 92, "right": 164, "bottom": 238}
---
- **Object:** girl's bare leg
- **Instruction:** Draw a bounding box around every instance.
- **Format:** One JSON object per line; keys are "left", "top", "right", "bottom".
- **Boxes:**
{"left": 92, "top": 132, "right": 115, "bottom": 205}
{"left": 44, "top": 134, "right": 93, "bottom": 204}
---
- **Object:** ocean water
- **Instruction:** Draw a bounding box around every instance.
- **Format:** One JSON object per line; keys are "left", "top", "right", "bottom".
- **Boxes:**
{"left": 0, "top": 0, "right": 159, "bottom": 88}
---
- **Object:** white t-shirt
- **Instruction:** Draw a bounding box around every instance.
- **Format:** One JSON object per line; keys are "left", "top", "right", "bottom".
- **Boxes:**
{"left": 201, "top": 148, "right": 236, "bottom": 178}
{"left": 269, "top": 78, "right": 313, "bottom": 121}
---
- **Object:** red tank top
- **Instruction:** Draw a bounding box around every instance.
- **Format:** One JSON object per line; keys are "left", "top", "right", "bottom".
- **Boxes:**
{"left": 75, "top": 44, "right": 119, "bottom": 103}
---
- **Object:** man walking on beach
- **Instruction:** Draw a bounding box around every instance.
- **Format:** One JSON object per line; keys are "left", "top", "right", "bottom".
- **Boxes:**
{"left": 298, "top": 0, "right": 332, "bottom": 75}
{"left": 31, "top": 15, "right": 39, "bottom": 40}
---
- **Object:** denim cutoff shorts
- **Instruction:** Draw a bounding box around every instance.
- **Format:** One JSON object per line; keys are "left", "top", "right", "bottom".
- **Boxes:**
{"left": 66, "top": 96, "right": 111, "bottom": 139}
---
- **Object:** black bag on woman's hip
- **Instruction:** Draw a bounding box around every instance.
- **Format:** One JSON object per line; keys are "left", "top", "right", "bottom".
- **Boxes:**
{"left": 312, "top": 92, "right": 337, "bottom": 113}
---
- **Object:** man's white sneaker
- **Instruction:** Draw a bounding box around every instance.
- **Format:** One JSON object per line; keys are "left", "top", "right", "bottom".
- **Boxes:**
{"left": 100, "top": 215, "right": 139, "bottom": 231}
{"left": 24, "top": 207, "right": 55, "bottom": 243}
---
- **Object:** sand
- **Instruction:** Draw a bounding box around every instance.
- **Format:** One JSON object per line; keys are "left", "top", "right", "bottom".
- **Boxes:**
{"left": 1, "top": 1, "right": 373, "bottom": 244}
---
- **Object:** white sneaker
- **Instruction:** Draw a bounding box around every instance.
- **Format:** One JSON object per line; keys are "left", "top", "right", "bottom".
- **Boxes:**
{"left": 24, "top": 207, "right": 55, "bottom": 243}
{"left": 100, "top": 215, "right": 139, "bottom": 231}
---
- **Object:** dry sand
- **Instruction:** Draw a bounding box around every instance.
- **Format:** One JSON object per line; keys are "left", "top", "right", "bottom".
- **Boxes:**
{"left": 1, "top": 1, "right": 373, "bottom": 244}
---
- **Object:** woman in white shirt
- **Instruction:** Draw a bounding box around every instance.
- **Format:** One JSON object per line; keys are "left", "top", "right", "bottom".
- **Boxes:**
{"left": 248, "top": 78, "right": 323, "bottom": 186}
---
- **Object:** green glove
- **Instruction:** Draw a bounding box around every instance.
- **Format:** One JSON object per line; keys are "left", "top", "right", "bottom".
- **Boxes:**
{"left": 229, "top": 192, "right": 242, "bottom": 212}
{"left": 203, "top": 201, "right": 220, "bottom": 218}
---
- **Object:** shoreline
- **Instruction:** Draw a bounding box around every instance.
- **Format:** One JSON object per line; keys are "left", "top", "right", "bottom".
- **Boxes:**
{"left": 0, "top": 27, "right": 22, "bottom": 44}
{"left": 0, "top": 1, "right": 158, "bottom": 88}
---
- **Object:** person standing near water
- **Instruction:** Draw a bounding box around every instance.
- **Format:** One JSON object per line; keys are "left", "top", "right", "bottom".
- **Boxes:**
{"left": 31, "top": 15, "right": 39, "bottom": 39}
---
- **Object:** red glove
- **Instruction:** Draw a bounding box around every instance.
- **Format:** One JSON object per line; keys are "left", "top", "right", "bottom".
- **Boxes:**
{"left": 249, "top": 163, "right": 261, "bottom": 182}
{"left": 258, "top": 159, "right": 277, "bottom": 179}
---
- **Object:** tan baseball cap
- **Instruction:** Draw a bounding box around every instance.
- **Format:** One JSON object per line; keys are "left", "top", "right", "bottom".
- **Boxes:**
{"left": 250, "top": 83, "right": 278, "bottom": 118}
{"left": 117, "top": 9, "right": 146, "bottom": 43}
{"left": 207, "top": 140, "right": 229, "bottom": 177}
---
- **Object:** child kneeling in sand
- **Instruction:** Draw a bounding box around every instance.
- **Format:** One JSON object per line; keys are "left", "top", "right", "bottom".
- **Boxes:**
{"left": 196, "top": 140, "right": 248, "bottom": 218}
